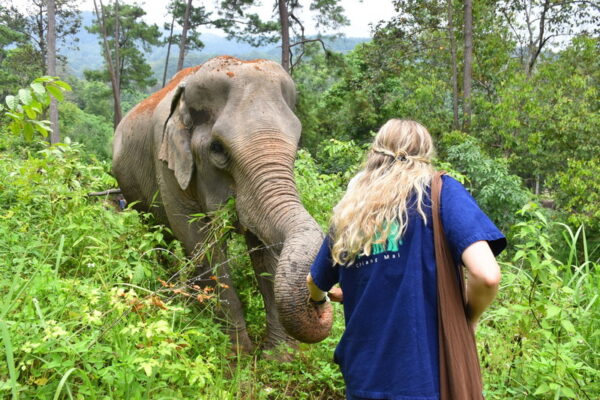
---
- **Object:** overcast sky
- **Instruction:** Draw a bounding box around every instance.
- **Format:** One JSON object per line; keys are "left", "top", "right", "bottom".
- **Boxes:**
{"left": 77, "top": 0, "right": 397, "bottom": 38}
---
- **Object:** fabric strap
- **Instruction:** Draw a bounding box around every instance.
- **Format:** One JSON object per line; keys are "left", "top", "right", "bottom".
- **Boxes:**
{"left": 431, "top": 171, "right": 485, "bottom": 400}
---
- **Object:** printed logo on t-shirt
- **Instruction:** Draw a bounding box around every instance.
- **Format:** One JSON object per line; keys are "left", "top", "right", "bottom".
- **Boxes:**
{"left": 371, "top": 221, "right": 403, "bottom": 255}
{"left": 352, "top": 222, "right": 404, "bottom": 267}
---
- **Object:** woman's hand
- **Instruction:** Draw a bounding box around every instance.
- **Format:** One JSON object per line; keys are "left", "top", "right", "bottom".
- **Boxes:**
{"left": 328, "top": 287, "right": 343, "bottom": 303}
{"left": 307, "top": 274, "right": 343, "bottom": 304}
{"left": 306, "top": 273, "right": 327, "bottom": 302}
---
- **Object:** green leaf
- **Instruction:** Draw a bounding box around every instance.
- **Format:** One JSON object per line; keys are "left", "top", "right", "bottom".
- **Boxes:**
{"left": 5, "top": 112, "right": 24, "bottom": 121}
{"left": 5, "top": 95, "right": 18, "bottom": 110}
{"left": 24, "top": 106, "right": 37, "bottom": 119}
{"left": 53, "top": 368, "right": 77, "bottom": 400}
{"left": 0, "top": 321, "right": 18, "bottom": 400}
{"left": 31, "top": 120, "right": 51, "bottom": 135}
{"left": 34, "top": 76, "right": 56, "bottom": 83}
{"left": 546, "top": 304, "right": 561, "bottom": 319}
{"left": 18, "top": 88, "right": 33, "bottom": 105}
{"left": 534, "top": 383, "right": 550, "bottom": 395}
{"left": 29, "top": 101, "right": 43, "bottom": 114}
{"left": 51, "top": 80, "right": 72, "bottom": 91}
{"left": 561, "top": 319, "right": 576, "bottom": 333}
{"left": 139, "top": 361, "right": 154, "bottom": 377}
{"left": 46, "top": 85, "right": 64, "bottom": 102}
{"left": 559, "top": 386, "right": 577, "bottom": 398}
{"left": 30, "top": 82, "right": 45, "bottom": 96}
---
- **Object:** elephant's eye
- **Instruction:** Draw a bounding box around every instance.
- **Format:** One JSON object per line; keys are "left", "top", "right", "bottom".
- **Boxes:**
{"left": 209, "top": 139, "right": 229, "bottom": 168}
{"left": 210, "top": 140, "right": 225, "bottom": 154}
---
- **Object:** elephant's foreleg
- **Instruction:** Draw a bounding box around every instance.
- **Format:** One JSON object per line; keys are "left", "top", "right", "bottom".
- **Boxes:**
{"left": 204, "top": 243, "right": 254, "bottom": 353}
{"left": 244, "top": 231, "right": 295, "bottom": 349}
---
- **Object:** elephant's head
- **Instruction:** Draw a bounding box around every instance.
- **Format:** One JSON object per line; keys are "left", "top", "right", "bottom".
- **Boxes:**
{"left": 158, "top": 56, "right": 333, "bottom": 343}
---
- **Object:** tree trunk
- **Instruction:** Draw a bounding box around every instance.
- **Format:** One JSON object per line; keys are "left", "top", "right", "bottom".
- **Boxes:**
{"left": 278, "top": 0, "right": 290, "bottom": 73}
{"left": 37, "top": 0, "right": 46, "bottom": 71}
{"left": 93, "top": 0, "right": 122, "bottom": 128}
{"left": 163, "top": 15, "right": 176, "bottom": 87}
{"left": 177, "top": 0, "right": 193, "bottom": 72}
{"left": 114, "top": 0, "right": 121, "bottom": 114}
{"left": 462, "top": 0, "right": 473, "bottom": 132}
{"left": 47, "top": 0, "right": 59, "bottom": 144}
{"left": 447, "top": 0, "right": 460, "bottom": 131}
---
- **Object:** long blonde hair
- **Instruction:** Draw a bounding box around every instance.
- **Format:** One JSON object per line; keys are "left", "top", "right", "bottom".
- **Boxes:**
{"left": 330, "top": 119, "right": 436, "bottom": 265}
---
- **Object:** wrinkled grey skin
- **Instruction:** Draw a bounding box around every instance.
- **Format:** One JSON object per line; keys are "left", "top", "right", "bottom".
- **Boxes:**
{"left": 112, "top": 56, "right": 333, "bottom": 350}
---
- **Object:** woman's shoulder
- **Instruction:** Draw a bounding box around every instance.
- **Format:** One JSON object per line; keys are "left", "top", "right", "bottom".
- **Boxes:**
{"left": 440, "top": 173, "right": 462, "bottom": 186}
{"left": 440, "top": 174, "right": 469, "bottom": 195}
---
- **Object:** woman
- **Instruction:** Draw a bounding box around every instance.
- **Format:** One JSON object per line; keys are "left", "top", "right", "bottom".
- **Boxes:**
{"left": 307, "top": 119, "right": 506, "bottom": 400}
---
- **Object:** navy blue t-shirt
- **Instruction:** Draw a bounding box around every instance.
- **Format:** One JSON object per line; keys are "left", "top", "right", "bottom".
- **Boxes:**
{"left": 310, "top": 175, "right": 506, "bottom": 400}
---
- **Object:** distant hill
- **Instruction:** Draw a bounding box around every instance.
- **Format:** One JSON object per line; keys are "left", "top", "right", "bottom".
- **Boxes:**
{"left": 63, "top": 11, "right": 369, "bottom": 82}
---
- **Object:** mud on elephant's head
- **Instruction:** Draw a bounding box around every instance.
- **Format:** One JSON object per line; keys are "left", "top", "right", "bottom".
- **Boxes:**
{"left": 157, "top": 56, "right": 333, "bottom": 343}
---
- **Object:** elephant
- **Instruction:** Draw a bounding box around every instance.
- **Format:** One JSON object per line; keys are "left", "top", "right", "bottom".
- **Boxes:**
{"left": 112, "top": 56, "right": 333, "bottom": 351}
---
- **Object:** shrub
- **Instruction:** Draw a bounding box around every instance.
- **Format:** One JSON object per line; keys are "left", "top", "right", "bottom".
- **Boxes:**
{"left": 549, "top": 158, "right": 600, "bottom": 246}
{"left": 295, "top": 149, "right": 346, "bottom": 229}
{"left": 1, "top": 76, "right": 71, "bottom": 140}
{"left": 439, "top": 131, "right": 531, "bottom": 230}
{"left": 480, "top": 204, "right": 600, "bottom": 399}
{"left": 314, "top": 138, "right": 367, "bottom": 178}
{"left": 58, "top": 101, "right": 113, "bottom": 160}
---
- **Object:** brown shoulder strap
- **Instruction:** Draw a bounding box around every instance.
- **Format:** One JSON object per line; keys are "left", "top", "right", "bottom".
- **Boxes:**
{"left": 431, "top": 171, "right": 484, "bottom": 400}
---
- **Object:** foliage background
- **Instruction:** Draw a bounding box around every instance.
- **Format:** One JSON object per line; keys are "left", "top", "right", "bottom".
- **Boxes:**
{"left": 1, "top": 0, "right": 599, "bottom": 398}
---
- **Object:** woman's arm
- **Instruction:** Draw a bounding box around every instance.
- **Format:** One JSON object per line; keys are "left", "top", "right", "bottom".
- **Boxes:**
{"left": 461, "top": 240, "right": 501, "bottom": 327}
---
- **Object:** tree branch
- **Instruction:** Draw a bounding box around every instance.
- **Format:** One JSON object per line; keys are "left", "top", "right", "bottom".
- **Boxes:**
{"left": 289, "top": 38, "right": 327, "bottom": 50}
{"left": 88, "top": 189, "right": 122, "bottom": 196}
{"left": 528, "top": 0, "right": 551, "bottom": 74}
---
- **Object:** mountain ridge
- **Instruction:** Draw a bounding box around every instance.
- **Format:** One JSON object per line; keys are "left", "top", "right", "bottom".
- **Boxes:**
{"left": 63, "top": 11, "right": 369, "bottom": 80}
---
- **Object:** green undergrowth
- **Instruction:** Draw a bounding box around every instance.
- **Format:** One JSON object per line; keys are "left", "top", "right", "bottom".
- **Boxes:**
{"left": 480, "top": 204, "right": 599, "bottom": 399}
{"left": 0, "top": 135, "right": 346, "bottom": 399}
{"left": 0, "top": 133, "right": 598, "bottom": 399}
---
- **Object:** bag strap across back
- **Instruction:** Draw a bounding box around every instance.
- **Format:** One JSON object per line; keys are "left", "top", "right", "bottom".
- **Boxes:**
{"left": 431, "top": 171, "right": 484, "bottom": 400}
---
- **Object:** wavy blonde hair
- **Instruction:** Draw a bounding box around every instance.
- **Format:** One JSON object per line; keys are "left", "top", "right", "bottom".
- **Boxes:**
{"left": 331, "top": 119, "right": 436, "bottom": 265}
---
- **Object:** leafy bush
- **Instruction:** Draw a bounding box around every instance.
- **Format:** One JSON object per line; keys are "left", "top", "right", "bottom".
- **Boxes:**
{"left": 295, "top": 149, "right": 346, "bottom": 229}
{"left": 549, "top": 159, "right": 600, "bottom": 246}
{"left": 0, "top": 134, "right": 231, "bottom": 398}
{"left": 59, "top": 101, "right": 113, "bottom": 160}
{"left": 1, "top": 76, "right": 71, "bottom": 140}
{"left": 314, "top": 138, "right": 367, "bottom": 178}
{"left": 439, "top": 131, "right": 531, "bottom": 230}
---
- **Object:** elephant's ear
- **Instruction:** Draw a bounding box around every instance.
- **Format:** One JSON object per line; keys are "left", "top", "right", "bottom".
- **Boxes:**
{"left": 159, "top": 84, "right": 194, "bottom": 191}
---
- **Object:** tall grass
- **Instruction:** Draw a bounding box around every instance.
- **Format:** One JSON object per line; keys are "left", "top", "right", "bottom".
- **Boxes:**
{"left": 480, "top": 204, "right": 599, "bottom": 399}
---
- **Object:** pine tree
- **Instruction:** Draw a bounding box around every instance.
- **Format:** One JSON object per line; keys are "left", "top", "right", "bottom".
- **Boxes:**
{"left": 87, "top": 1, "right": 162, "bottom": 127}
{"left": 218, "top": 0, "right": 348, "bottom": 73}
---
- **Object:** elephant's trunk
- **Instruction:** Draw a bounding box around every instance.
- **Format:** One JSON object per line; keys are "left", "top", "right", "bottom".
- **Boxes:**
{"left": 233, "top": 132, "right": 333, "bottom": 343}
{"left": 274, "top": 219, "right": 334, "bottom": 343}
